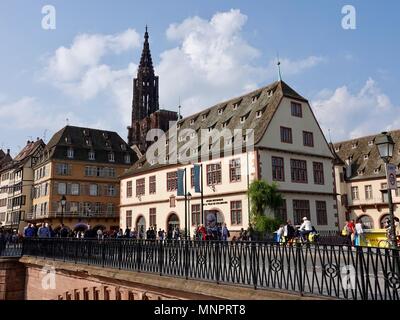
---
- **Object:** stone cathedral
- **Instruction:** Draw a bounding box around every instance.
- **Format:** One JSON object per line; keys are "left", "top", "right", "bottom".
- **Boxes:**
{"left": 127, "top": 27, "right": 178, "bottom": 155}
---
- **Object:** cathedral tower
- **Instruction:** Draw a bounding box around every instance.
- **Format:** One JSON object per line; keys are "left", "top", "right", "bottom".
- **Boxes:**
{"left": 128, "top": 27, "right": 178, "bottom": 154}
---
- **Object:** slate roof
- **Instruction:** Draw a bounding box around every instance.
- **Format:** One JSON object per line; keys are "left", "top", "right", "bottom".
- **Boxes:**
{"left": 0, "top": 149, "right": 12, "bottom": 171}
{"left": 333, "top": 130, "right": 400, "bottom": 180}
{"left": 122, "top": 80, "right": 308, "bottom": 178}
{"left": 38, "top": 126, "right": 136, "bottom": 166}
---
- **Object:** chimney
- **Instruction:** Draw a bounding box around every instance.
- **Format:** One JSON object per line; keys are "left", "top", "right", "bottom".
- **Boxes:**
{"left": 345, "top": 157, "right": 353, "bottom": 178}
{"left": 6, "top": 149, "right": 10, "bottom": 155}
{"left": 27, "top": 140, "right": 31, "bottom": 145}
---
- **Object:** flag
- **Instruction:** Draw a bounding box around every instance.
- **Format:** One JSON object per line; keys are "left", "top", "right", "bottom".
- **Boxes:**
{"left": 193, "top": 164, "right": 202, "bottom": 193}
{"left": 177, "top": 169, "right": 185, "bottom": 196}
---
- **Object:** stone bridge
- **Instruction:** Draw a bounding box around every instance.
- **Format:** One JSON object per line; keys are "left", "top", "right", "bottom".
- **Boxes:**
{"left": 0, "top": 256, "right": 310, "bottom": 300}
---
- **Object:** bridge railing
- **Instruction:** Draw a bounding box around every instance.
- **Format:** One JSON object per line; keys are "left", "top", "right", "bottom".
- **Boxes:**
{"left": 2, "top": 238, "right": 397, "bottom": 300}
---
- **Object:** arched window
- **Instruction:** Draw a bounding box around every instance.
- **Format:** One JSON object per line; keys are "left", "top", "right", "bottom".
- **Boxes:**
{"left": 380, "top": 214, "right": 392, "bottom": 228}
{"left": 167, "top": 213, "right": 180, "bottom": 231}
{"left": 136, "top": 215, "right": 146, "bottom": 233}
{"left": 358, "top": 215, "right": 374, "bottom": 229}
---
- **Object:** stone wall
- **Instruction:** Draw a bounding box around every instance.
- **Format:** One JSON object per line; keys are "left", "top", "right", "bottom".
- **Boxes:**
{"left": 0, "top": 258, "right": 26, "bottom": 300}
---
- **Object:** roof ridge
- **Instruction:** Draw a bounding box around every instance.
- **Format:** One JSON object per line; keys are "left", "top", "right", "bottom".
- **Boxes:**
{"left": 179, "top": 81, "right": 280, "bottom": 122}
{"left": 333, "top": 129, "right": 400, "bottom": 145}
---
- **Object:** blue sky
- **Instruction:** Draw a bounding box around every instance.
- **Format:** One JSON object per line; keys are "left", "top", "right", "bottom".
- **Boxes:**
{"left": 0, "top": 0, "right": 399, "bottom": 155}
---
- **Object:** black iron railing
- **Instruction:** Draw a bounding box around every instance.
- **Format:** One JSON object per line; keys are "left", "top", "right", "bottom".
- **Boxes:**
{"left": 0, "top": 238, "right": 397, "bottom": 300}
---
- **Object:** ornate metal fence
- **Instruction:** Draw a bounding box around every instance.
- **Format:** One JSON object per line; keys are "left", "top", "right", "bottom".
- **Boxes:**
{"left": 2, "top": 238, "right": 400, "bottom": 300}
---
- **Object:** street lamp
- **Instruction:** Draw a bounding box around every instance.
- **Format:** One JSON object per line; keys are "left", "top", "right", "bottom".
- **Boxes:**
{"left": 187, "top": 192, "right": 192, "bottom": 240}
{"left": 375, "top": 132, "right": 397, "bottom": 247}
{"left": 60, "top": 195, "right": 67, "bottom": 226}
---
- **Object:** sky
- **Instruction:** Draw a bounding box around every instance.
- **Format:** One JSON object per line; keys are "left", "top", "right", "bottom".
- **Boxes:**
{"left": 0, "top": 0, "right": 399, "bottom": 156}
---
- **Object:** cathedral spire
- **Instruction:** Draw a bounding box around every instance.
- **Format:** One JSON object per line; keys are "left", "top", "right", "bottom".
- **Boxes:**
{"left": 139, "top": 25, "right": 154, "bottom": 72}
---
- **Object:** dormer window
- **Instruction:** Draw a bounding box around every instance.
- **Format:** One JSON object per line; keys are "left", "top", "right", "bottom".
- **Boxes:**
{"left": 335, "top": 146, "right": 340, "bottom": 152}
{"left": 102, "top": 132, "right": 109, "bottom": 139}
{"left": 351, "top": 142, "right": 358, "bottom": 149}
{"left": 108, "top": 153, "right": 115, "bottom": 162}
{"left": 218, "top": 106, "right": 226, "bottom": 115}
{"left": 65, "top": 136, "right": 71, "bottom": 144}
{"left": 121, "top": 144, "right": 127, "bottom": 151}
{"left": 202, "top": 113, "right": 208, "bottom": 121}
{"left": 374, "top": 167, "right": 381, "bottom": 174}
{"left": 190, "top": 132, "right": 196, "bottom": 138}
{"left": 190, "top": 119, "right": 195, "bottom": 125}
{"left": 252, "top": 94, "right": 260, "bottom": 103}
{"left": 85, "top": 139, "right": 92, "bottom": 147}
{"left": 192, "top": 148, "right": 198, "bottom": 155}
{"left": 368, "top": 140, "right": 374, "bottom": 146}
{"left": 124, "top": 154, "right": 131, "bottom": 164}
{"left": 105, "top": 141, "right": 111, "bottom": 148}
{"left": 364, "top": 154, "right": 369, "bottom": 160}
{"left": 88, "top": 151, "right": 95, "bottom": 161}
{"left": 268, "top": 90, "right": 274, "bottom": 97}
{"left": 240, "top": 113, "right": 250, "bottom": 124}
{"left": 256, "top": 110, "right": 263, "bottom": 118}
{"left": 83, "top": 129, "right": 90, "bottom": 137}
{"left": 233, "top": 100, "right": 242, "bottom": 110}
{"left": 67, "top": 148, "right": 74, "bottom": 159}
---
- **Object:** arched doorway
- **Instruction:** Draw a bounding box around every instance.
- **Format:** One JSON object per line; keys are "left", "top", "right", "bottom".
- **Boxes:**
{"left": 93, "top": 225, "right": 106, "bottom": 232}
{"left": 136, "top": 215, "right": 146, "bottom": 234}
{"left": 74, "top": 223, "right": 89, "bottom": 232}
{"left": 166, "top": 213, "right": 180, "bottom": 231}
{"left": 358, "top": 215, "right": 374, "bottom": 229}
{"left": 205, "top": 209, "right": 224, "bottom": 228}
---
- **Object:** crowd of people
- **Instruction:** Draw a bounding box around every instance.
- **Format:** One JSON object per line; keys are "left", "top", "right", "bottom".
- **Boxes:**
{"left": 342, "top": 217, "right": 400, "bottom": 246}
{"left": 275, "top": 217, "right": 319, "bottom": 244}
{"left": 3, "top": 217, "right": 399, "bottom": 247}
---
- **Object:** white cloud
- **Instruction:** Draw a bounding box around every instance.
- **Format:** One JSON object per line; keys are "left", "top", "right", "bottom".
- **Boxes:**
{"left": 0, "top": 97, "right": 60, "bottom": 130}
{"left": 312, "top": 78, "right": 400, "bottom": 141}
{"left": 159, "top": 9, "right": 262, "bottom": 112}
{"left": 41, "top": 10, "right": 325, "bottom": 131}
{"left": 45, "top": 29, "right": 140, "bottom": 82}
{"left": 158, "top": 9, "right": 325, "bottom": 115}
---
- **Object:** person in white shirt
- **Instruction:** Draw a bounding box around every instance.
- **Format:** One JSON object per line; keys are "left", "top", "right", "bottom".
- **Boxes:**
{"left": 354, "top": 220, "right": 364, "bottom": 246}
{"left": 276, "top": 225, "right": 284, "bottom": 243}
{"left": 299, "top": 217, "right": 313, "bottom": 242}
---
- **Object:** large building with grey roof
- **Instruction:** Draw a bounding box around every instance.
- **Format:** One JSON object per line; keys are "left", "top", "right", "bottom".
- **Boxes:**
{"left": 333, "top": 131, "right": 400, "bottom": 230}
{"left": 120, "top": 80, "right": 339, "bottom": 236}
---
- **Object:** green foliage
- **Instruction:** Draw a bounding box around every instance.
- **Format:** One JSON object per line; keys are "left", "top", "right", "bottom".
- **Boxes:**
{"left": 253, "top": 215, "right": 282, "bottom": 234}
{"left": 248, "top": 180, "right": 284, "bottom": 227}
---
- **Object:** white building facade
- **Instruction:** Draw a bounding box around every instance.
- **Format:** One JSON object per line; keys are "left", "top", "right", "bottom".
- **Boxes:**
{"left": 120, "top": 81, "right": 339, "bottom": 236}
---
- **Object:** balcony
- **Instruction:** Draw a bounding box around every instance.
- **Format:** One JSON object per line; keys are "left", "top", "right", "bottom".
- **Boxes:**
{"left": 347, "top": 197, "right": 395, "bottom": 209}
{"left": 25, "top": 211, "right": 119, "bottom": 220}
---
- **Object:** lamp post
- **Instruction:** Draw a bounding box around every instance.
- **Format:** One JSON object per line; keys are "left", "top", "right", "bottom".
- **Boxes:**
{"left": 187, "top": 192, "right": 192, "bottom": 240}
{"left": 375, "top": 132, "right": 397, "bottom": 248}
{"left": 60, "top": 195, "right": 66, "bottom": 226}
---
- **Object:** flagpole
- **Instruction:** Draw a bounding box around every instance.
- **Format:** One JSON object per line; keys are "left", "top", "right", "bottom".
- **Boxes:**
{"left": 184, "top": 168, "right": 188, "bottom": 240}
{"left": 201, "top": 163, "right": 204, "bottom": 226}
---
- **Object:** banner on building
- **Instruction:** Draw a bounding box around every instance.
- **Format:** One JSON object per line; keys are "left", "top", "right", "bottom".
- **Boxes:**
{"left": 177, "top": 169, "right": 185, "bottom": 196}
{"left": 386, "top": 163, "right": 397, "bottom": 190}
{"left": 193, "top": 164, "right": 202, "bottom": 193}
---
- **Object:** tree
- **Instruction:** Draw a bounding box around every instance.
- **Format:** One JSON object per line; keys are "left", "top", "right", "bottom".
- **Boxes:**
{"left": 248, "top": 180, "right": 284, "bottom": 232}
